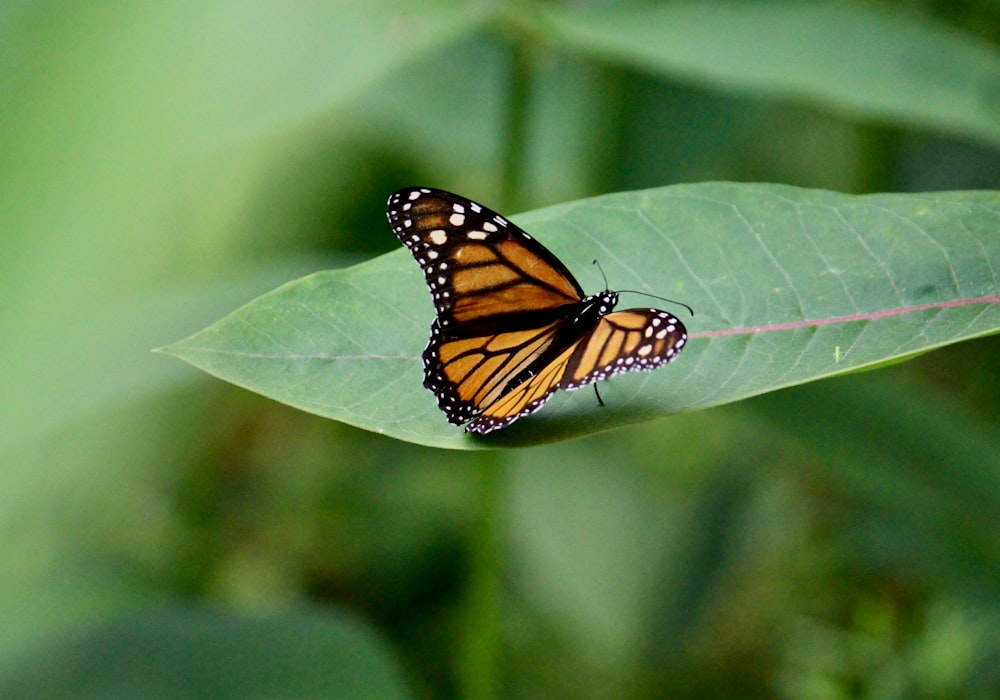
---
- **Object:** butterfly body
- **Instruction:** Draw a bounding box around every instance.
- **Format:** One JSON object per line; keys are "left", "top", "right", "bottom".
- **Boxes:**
{"left": 387, "top": 187, "right": 686, "bottom": 434}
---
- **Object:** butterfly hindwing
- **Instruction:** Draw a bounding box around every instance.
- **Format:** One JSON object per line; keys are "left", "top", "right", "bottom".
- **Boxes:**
{"left": 424, "top": 318, "right": 564, "bottom": 427}
{"left": 465, "top": 307, "right": 686, "bottom": 434}
{"left": 559, "top": 308, "right": 686, "bottom": 390}
{"left": 387, "top": 187, "right": 689, "bottom": 434}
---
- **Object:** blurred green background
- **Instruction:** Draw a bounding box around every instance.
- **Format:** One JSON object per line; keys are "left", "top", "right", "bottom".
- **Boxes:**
{"left": 2, "top": 2, "right": 999, "bottom": 698}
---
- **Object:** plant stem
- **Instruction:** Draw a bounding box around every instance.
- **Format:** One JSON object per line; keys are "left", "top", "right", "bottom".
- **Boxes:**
{"left": 456, "top": 450, "right": 504, "bottom": 700}
{"left": 499, "top": 37, "right": 533, "bottom": 212}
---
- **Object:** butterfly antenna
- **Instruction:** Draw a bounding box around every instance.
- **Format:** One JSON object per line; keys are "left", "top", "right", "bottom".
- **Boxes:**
{"left": 621, "top": 290, "right": 695, "bottom": 316}
{"left": 592, "top": 259, "right": 610, "bottom": 291}
{"left": 593, "top": 260, "right": 694, "bottom": 316}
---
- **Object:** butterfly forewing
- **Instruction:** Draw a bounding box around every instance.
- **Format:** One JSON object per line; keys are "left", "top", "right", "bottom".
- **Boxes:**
{"left": 387, "top": 188, "right": 585, "bottom": 330}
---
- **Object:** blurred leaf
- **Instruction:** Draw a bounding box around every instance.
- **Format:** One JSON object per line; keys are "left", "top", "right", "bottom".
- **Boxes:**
{"left": 0, "top": 258, "right": 329, "bottom": 454}
{"left": 0, "top": 606, "right": 412, "bottom": 700}
{"left": 754, "top": 371, "right": 1000, "bottom": 591}
{"left": 0, "top": 1, "right": 487, "bottom": 447}
{"left": 163, "top": 183, "right": 1000, "bottom": 448}
{"left": 506, "top": 445, "right": 693, "bottom": 666}
{"left": 542, "top": 1, "right": 1000, "bottom": 146}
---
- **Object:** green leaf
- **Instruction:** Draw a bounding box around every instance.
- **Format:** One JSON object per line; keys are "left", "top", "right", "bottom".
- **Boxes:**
{"left": 0, "top": 606, "right": 412, "bottom": 700}
{"left": 541, "top": 1, "right": 1000, "bottom": 146}
{"left": 163, "top": 183, "right": 1000, "bottom": 449}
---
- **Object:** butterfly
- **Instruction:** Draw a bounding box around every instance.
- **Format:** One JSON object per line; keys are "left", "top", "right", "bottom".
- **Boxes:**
{"left": 386, "top": 187, "right": 687, "bottom": 434}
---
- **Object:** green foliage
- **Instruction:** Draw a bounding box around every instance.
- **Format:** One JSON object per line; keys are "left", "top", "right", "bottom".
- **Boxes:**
{"left": 2, "top": 2, "right": 998, "bottom": 699}
{"left": 544, "top": 2, "right": 1000, "bottom": 146}
{"left": 0, "top": 607, "right": 410, "bottom": 699}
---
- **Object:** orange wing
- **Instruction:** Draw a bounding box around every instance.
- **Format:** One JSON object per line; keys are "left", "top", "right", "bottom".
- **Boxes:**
{"left": 388, "top": 187, "right": 592, "bottom": 426}
{"left": 423, "top": 321, "right": 564, "bottom": 427}
{"left": 387, "top": 187, "right": 585, "bottom": 332}
{"left": 465, "top": 308, "right": 686, "bottom": 434}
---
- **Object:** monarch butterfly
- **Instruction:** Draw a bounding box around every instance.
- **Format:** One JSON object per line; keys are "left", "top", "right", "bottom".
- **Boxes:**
{"left": 387, "top": 187, "right": 687, "bottom": 434}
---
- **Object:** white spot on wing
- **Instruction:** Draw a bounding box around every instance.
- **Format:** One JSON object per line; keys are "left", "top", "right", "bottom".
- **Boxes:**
{"left": 467, "top": 230, "right": 488, "bottom": 240}
{"left": 429, "top": 229, "right": 448, "bottom": 245}
{"left": 450, "top": 213, "right": 465, "bottom": 226}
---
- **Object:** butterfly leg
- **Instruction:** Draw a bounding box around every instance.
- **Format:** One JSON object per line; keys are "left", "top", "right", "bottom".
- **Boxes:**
{"left": 593, "top": 383, "right": 604, "bottom": 407}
